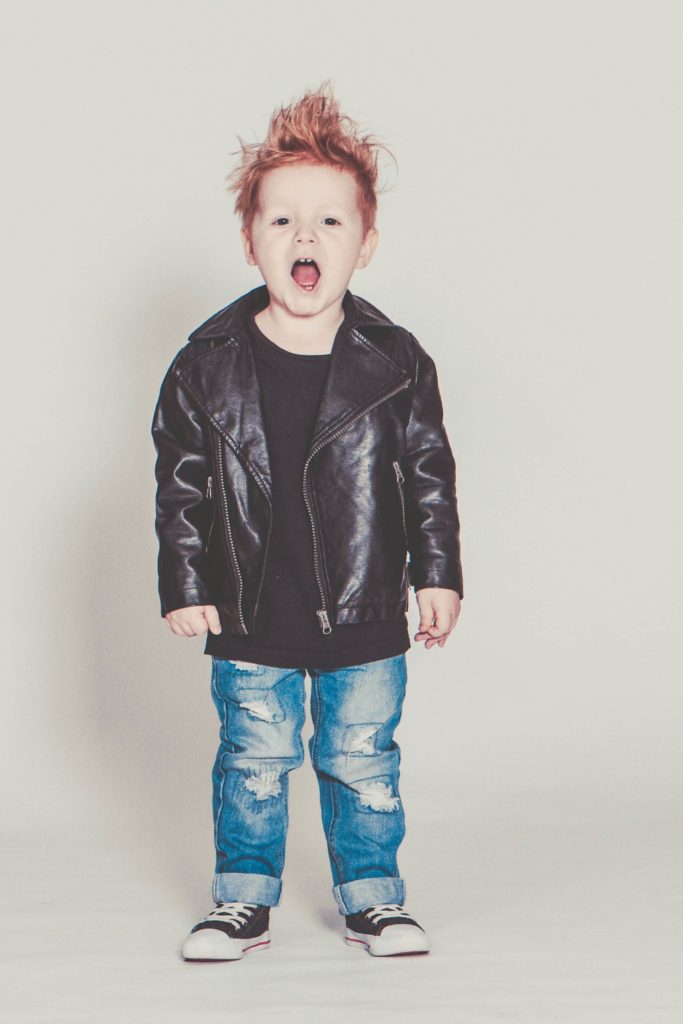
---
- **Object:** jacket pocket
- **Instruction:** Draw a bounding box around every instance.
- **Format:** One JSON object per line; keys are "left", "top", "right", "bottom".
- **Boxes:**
{"left": 204, "top": 475, "right": 216, "bottom": 554}
{"left": 393, "top": 460, "right": 409, "bottom": 548}
{"left": 215, "top": 435, "right": 248, "bottom": 633}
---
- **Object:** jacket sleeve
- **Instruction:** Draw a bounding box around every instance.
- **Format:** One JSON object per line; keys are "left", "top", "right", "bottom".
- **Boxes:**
{"left": 150, "top": 351, "right": 215, "bottom": 617}
{"left": 403, "top": 334, "right": 464, "bottom": 598}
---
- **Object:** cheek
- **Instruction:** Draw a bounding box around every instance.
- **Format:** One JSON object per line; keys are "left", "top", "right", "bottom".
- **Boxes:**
{"left": 329, "top": 241, "right": 358, "bottom": 268}
{"left": 254, "top": 246, "right": 280, "bottom": 270}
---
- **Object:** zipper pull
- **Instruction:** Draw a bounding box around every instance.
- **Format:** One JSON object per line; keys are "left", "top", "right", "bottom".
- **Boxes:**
{"left": 393, "top": 460, "right": 404, "bottom": 484}
{"left": 206, "top": 475, "right": 213, "bottom": 499}
{"left": 316, "top": 609, "right": 332, "bottom": 635}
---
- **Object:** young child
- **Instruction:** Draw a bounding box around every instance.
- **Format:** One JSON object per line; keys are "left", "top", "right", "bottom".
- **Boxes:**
{"left": 151, "top": 82, "right": 464, "bottom": 960}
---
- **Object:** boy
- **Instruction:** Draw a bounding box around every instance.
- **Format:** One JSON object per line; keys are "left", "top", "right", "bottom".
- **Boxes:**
{"left": 151, "top": 83, "right": 463, "bottom": 960}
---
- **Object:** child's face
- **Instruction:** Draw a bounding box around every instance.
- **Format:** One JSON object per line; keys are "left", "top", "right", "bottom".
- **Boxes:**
{"left": 241, "top": 162, "right": 378, "bottom": 323}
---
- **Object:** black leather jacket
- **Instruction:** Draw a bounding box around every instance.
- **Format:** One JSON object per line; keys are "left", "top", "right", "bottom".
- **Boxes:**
{"left": 151, "top": 285, "right": 463, "bottom": 635}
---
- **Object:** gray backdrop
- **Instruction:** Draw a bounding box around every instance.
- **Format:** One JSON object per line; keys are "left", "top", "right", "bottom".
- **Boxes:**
{"left": 2, "top": 1, "right": 681, "bottom": 1021}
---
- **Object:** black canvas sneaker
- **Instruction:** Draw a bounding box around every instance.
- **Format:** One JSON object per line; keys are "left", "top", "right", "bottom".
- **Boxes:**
{"left": 344, "top": 903, "right": 430, "bottom": 956}
{"left": 181, "top": 902, "right": 271, "bottom": 961}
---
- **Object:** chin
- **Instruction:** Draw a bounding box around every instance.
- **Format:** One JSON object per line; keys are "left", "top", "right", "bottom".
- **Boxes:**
{"left": 287, "top": 282, "right": 328, "bottom": 308}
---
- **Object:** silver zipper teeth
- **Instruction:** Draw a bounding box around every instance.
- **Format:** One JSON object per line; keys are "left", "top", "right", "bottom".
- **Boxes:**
{"left": 393, "top": 460, "right": 409, "bottom": 547}
{"left": 216, "top": 436, "right": 247, "bottom": 634}
{"left": 303, "top": 377, "right": 411, "bottom": 634}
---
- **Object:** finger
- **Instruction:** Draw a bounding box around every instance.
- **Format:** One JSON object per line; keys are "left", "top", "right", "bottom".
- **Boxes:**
{"left": 425, "top": 615, "right": 447, "bottom": 639}
{"left": 418, "top": 611, "right": 436, "bottom": 633}
{"left": 427, "top": 627, "right": 451, "bottom": 648}
{"left": 174, "top": 619, "right": 196, "bottom": 637}
{"left": 435, "top": 606, "right": 457, "bottom": 636}
{"left": 205, "top": 607, "right": 222, "bottom": 635}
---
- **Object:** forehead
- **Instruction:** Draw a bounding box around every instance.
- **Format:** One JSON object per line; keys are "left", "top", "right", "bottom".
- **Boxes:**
{"left": 258, "top": 163, "right": 360, "bottom": 211}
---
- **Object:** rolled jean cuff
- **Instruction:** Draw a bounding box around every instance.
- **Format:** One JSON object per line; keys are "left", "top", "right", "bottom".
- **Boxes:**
{"left": 212, "top": 872, "right": 282, "bottom": 907}
{"left": 333, "top": 876, "right": 405, "bottom": 915}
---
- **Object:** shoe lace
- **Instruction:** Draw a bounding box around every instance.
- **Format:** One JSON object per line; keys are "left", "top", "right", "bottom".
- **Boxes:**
{"left": 363, "top": 903, "right": 413, "bottom": 923}
{"left": 205, "top": 901, "right": 259, "bottom": 926}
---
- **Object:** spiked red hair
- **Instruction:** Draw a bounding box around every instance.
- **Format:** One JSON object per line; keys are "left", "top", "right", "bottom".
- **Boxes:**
{"left": 225, "top": 80, "right": 396, "bottom": 238}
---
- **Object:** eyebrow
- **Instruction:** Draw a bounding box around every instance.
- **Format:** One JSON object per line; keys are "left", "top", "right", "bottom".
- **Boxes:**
{"left": 261, "top": 201, "right": 349, "bottom": 212}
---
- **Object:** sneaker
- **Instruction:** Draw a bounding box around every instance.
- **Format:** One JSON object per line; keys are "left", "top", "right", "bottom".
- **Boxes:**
{"left": 181, "top": 902, "right": 271, "bottom": 961}
{"left": 345, "top": 903, "right": 430, "bottom": 956}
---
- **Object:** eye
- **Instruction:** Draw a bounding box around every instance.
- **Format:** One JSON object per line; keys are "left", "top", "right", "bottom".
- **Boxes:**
{"left": 273, "top": 217, "right": 290, "bottom": 226}
{"left": 323, "top": 217, "right": 340, "bottom": 225}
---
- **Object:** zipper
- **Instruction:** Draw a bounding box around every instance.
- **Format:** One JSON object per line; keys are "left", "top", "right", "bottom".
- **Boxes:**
{"left": 204, "top": 475, "right": 216, "bottom": 553}
{"left": 393, "top": 460, "right": 409, "bottom": 547}
{"left": 303, "top": 376, "right": 411, "bottom": 634}
{"left": 215, "top": 435, "right": 248, "bottom": 634}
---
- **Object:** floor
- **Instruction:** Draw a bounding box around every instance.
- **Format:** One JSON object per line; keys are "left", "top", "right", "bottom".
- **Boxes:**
{"left": 2, "top": 794, "right": 680, "bottom": 1023}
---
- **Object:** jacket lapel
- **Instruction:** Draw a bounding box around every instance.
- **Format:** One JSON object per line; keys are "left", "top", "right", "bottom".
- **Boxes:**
{"left": 308, "top": 323, "right": 408, "bottom": 448}
{"left": 176, "top": 285, "right": 408, "bottom": 500}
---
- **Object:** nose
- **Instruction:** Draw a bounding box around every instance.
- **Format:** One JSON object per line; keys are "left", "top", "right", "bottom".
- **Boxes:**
{"left": 295, "top": 221, "right": 317, "bottom": 244}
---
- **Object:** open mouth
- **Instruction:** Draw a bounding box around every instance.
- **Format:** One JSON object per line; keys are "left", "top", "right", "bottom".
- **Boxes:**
{"left": 291, "top": 257, "right": 321, "bottom": 292}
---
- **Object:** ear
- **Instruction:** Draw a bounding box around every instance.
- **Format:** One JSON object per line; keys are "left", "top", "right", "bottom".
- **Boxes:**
{"left": 241, "top": 226, "right": 257, "bottom": 266}
{"left": 356, "top": 227, "right": 379, "bottom": 269}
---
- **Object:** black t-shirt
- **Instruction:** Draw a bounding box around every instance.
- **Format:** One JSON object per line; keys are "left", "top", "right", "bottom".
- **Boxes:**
{"left": 204, "top": 312, "right": 411, "bottom": 670}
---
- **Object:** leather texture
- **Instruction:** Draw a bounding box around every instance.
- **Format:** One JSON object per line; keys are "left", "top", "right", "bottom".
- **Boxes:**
{"left": 151, "top": 285, "right": 463, "bottom": 634}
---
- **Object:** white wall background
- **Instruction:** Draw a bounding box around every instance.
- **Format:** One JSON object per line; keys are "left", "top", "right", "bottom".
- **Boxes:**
{"left": 1, "top": 2, "right": 681, "bottom": 1020}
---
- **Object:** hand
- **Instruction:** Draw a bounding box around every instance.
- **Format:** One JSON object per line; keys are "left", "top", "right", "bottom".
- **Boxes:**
{"left": 164, "top": 604, "right": 223, "bottom": 638}
{"left": 414, "top": 588, "right": 461, "bottom": 649}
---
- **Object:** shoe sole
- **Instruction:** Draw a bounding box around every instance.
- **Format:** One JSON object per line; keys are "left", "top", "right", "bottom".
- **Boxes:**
{"left": 181, "top": 930, "right": 271, "bottom": 962}
{"left": 345, "top": 926, "right": 430, "bottom": 957}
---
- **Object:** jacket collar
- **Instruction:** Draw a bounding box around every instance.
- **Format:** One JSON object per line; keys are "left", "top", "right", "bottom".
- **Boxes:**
{"left": 177, "top": 285, "right": 409, "bottom": 501}
{"left": 186, "top": 283, "right": 401, "bottom": 338}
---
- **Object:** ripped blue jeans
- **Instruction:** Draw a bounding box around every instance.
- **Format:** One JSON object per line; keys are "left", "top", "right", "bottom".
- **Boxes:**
{"left": 209, "top": 653, "right": 408, "bottom": 915}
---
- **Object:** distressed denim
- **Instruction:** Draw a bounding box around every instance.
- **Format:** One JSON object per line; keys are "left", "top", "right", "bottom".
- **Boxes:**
{"left": 209, "top": 653, "right": 408, "bottom": 915}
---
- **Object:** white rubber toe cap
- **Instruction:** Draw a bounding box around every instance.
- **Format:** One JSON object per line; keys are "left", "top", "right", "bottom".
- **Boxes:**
{"left": 181, "top": 927, "right": 270, "bottom": 961}
{"left": 346, "top": 924, "right": 430, "bottom": 956}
